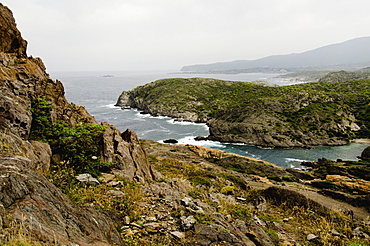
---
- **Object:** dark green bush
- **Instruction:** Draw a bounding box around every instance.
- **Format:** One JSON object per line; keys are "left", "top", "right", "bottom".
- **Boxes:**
{"left": 30, "top": 97, "right": 108, "bottom": 177}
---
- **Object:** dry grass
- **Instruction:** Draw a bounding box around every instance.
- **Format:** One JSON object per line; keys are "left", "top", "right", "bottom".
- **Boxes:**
{"left": 0, "top": 215, "right": 49, "bottom": 246}
{"left": 66, "top": 179, "right": 144, "bottom": 221}
{"left": 257, "top": 203, "right": 370, "bottom": 246}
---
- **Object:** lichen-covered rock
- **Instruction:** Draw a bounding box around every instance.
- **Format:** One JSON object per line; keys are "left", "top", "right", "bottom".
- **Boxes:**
{"left": 187, "top": 144, "right": 226, "bottom": 159}
{"left": 115, "top": 91, "right": 131, "bottom": 107}
{"left": 75, "top": 173, "right": 100, "bottom": 185}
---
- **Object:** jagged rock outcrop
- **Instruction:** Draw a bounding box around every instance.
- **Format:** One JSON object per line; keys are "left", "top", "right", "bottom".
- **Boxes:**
{"left": 0, "top": 3, "right": 154, "bottom": 244}
{"left": 100, "top": 123, "right": 157, "bottom": 182}
{"left": 0, "top": 5, "right": 27, "bottom": 56}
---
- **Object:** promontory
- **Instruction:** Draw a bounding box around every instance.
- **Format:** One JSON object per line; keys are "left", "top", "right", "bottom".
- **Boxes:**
{"left": 116, "top": 77, "right": 370, "bottom": 148}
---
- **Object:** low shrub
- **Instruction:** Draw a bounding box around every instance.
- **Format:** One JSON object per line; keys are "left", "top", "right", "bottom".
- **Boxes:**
{"left": 221, "top": 186, "right": 236, "bottom": 195}
{"left": 189, "top": 176, "right": 212, "bottom": 186}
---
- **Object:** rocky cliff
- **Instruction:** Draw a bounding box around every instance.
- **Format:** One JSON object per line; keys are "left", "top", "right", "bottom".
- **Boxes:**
{"left": 0, "top": 3, "right": 154, "bottom": 244}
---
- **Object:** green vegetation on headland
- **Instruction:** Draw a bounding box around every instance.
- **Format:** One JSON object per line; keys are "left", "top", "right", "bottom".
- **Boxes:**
{"left": 319, "top": 68, "right": 370, "bottom": 82}
{"left": 278, "top": 67, "right": 370, "bottom": 82}
{"left": 116, "top": 78, "right": 370, "bottom": 147}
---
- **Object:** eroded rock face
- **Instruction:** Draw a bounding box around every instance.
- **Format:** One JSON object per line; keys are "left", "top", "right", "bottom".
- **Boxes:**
{"left": 0, "top": 4, "right": 27, "bottom": 56}
{"left": 0, "top": 3, "right": 155, "bottom": 244}
{"left": 100, "top": 122, "right": 156, "bottom": 182}
{"left": 0, "top": 157, "right": 122, "bottom": 245}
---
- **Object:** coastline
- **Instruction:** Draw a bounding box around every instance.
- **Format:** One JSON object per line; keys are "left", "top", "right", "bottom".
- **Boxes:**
{"left": 351, "top": 138, "right": 370, "bottom": 144}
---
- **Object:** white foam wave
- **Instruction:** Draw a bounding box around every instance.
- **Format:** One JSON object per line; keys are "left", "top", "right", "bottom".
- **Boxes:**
{"left": 170, "top": 136, "right": 225, "bottom": 148}
{"left": 152, "top": 115, "right": 172, "bottom": 119}
{"left": 135, "top": 112, "right": 150, "bottom": 118}
{"left": 166, "top": 119, "right": 209, "bottom": 130}
{"left": 285, "top": 158, "right": 310, "bottom": 163}
{"left": 136, "top": 112, "right": 171, "bottom": 120}
{"left": 141, "top": 129, "right": 170, "bottom": 135}
{"left": 105, "top": 103, "right": 120, "bottom": 109}
{"left": 129, "top": 117, "right": 146, "bottom": 122}
{"left": 232, "top": 142, "right": 247, "bottom": 146}
{"left": 289, "top": 164, "right": 303, "bottom": 169}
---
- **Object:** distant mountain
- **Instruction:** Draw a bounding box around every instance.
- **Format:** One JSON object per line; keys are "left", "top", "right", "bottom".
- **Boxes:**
{"left": 181, "top": 36, "right": 370, "bottom": 72}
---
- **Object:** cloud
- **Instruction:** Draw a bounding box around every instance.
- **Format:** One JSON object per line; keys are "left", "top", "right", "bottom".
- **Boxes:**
{"left": 2, "top": 0, "right": 370, "bottom": 71}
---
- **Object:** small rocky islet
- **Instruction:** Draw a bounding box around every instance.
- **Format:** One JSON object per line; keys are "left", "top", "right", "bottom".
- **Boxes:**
{"left": 0, "top": 3, "right": 370, "bottom": 245}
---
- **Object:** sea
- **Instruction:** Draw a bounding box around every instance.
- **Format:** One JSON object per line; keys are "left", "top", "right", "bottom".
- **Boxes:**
{"left": 50, "top": 70, "right": 369, "bottom": 169}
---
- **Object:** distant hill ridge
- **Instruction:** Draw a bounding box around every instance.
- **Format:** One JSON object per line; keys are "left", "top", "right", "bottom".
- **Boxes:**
{"left": 181, "top": 36, "right": 370, "bottom": 72}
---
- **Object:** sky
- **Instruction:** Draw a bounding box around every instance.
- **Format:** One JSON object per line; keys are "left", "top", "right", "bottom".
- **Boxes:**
{"left": 2, "top": 0, "right": 370, "bottom": 72}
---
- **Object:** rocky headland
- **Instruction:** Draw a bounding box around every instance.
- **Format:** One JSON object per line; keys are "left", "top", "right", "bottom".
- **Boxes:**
{"left": 1, "top": 3, "right": 370, "bottom": 245}
{"left": 116, "top": 77, "right": 370, "bottom": 148}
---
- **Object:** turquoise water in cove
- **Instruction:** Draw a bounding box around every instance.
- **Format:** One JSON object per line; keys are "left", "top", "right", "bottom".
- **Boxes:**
{"left": 51, "top": 70, "right": 369, "bottom": 169}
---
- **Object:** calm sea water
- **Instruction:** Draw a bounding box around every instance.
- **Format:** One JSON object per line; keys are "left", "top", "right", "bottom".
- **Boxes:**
{"left": 51, "top": 70, "right": 369, "bottom": 169}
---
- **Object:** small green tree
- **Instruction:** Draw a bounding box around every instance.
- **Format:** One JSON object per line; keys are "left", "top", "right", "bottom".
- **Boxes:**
{"left": 50, "top": 122, "right": 106, "bottom": 176}
{"left": 30, "top": 97, "right": 107, "bottom": 177}
{"left": 29, "top": 96, "right": 53, "bottom": 142}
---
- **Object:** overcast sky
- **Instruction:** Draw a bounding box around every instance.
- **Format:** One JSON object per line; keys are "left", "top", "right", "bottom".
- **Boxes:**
{"left": 2, "top": 0, "right": 370, "bottom": 72}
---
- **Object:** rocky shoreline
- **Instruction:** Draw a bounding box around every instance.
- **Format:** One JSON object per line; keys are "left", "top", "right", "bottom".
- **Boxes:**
{"left": 114, "top": 100, "right": 356, "bottom": 149}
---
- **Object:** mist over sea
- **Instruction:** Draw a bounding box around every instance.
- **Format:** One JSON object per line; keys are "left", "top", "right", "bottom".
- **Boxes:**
{"left": 51, "top": 70, "right": 369, "bottom": 169}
